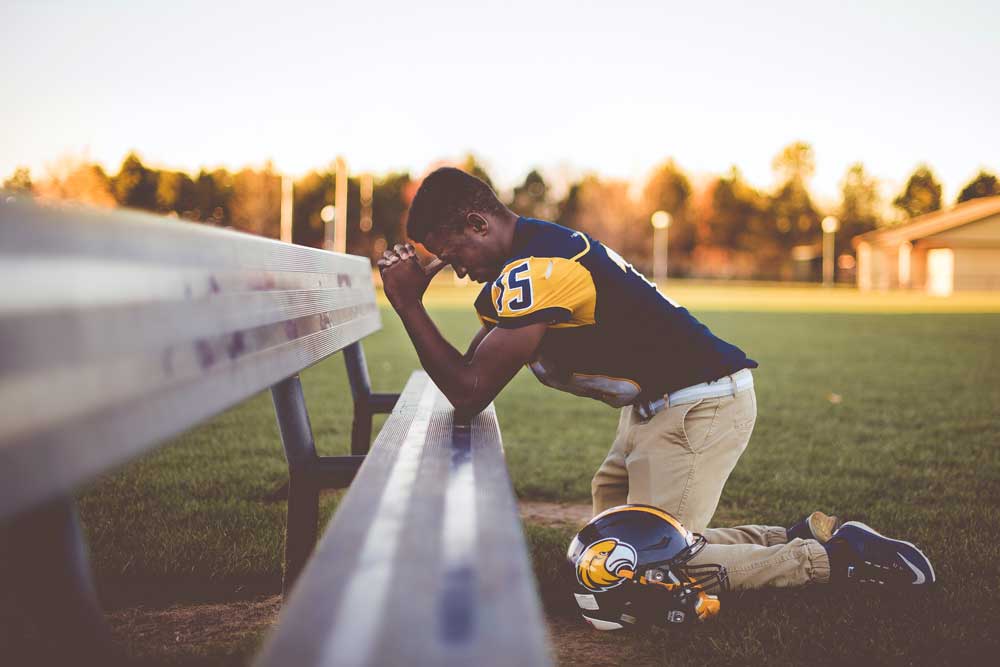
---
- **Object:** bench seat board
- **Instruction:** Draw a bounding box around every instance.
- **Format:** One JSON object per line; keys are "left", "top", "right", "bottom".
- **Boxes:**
{"left": 0, "top": 200, "right": 380, "bottom": 519}
{"left": 255, "top": 372, "right": 552, "bottom": 667}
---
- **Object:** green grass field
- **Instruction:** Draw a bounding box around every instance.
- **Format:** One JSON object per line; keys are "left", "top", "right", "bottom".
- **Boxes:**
{"left": 79, "top": 282, "right": 1000, "bottom": 665}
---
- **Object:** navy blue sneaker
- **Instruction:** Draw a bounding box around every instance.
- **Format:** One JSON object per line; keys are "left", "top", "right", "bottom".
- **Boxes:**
{"left": 825, "top": 521, "right": 936, "bottom": 586}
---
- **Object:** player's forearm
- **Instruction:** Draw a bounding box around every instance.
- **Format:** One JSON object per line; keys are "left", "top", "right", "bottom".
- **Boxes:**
{"left": 395, "top": 303, "right": 477, "bottom": 404}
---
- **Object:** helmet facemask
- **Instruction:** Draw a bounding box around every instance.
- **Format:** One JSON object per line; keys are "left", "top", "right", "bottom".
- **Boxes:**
{"left": 622, "top": 533, "right": 729, "bottom": 623}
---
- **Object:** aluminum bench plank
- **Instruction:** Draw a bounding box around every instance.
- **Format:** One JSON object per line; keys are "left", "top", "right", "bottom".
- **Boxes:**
{"left": 0, "top": 199, "right": 380, "bottom": 520}
{"left": 255, "top": 372, "right": 552, "bottom": 667}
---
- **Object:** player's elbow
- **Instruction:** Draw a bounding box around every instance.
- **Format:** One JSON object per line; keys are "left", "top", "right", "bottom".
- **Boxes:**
{"left": 448, "top": 394, "right": 488, "bottom": 421}
{"left": 446, "top": 384, "right": 494, "bottom": 422}
{"left": 452, "top": 400, "right": 489, "bottom": 423}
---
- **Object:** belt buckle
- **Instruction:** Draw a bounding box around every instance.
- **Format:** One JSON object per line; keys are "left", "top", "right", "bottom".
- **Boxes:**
{"left": 634, "top": 398, "right": 664, "bottom": 422}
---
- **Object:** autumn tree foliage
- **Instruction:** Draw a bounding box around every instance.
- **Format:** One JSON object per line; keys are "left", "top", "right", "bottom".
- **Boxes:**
{"left": 3, "top": 167, "right": 33, "bottom": 193}
{"left": 557, "top": 175, "right": 648, "bottom": 268}
{"left": 112, "top": 152, "right": 159, "bottom": 210}
{"left": 642, "top": 160, "right": 695, "bottom": 272}
{"left": 7, "top": 147, "right": 992, "bottom": 279}
{"left": 3, "top": 154, "right": 415, "bottom": 264}
{"left": 956, "top": 170, "right": 1000, "bottom": 203}
{"left": 704, "top": 167, "right": 766, "bottom": 250}
{"left": 229, "top": 163, "right": 281, "bottom": 238}
{"left": 458, "top": 154, "right": 494, "bottom": 191}
{"left": 893, "top": 165, "right": 942, "bottom": 219}
{"left": 838, "top": 163, "right": 881, "bottom": 244}
{"left": 767, "top": 141, "right": 821, "bottom": 247}
{"left": 33, "top": 156, "right": 116, "bottom": 207}
{"left": 509, "top": 169, "right": 554, "bottom": 221}
{"left": 690, "top": 167, "right": 769, "bottom": 279}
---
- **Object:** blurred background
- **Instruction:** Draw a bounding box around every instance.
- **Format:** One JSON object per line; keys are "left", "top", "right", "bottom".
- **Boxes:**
{"left": 2, "top": 0, "right": 998, "bottom": 285}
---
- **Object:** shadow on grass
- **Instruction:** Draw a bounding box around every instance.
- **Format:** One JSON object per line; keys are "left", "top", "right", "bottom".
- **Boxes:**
{"left": 99, "top": 574, "right": 281, "bottom": 611}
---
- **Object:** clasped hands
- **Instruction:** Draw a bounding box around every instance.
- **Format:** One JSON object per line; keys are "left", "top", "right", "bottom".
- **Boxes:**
{"left": 376, "top": 243, "right": 446, "bottom": 311}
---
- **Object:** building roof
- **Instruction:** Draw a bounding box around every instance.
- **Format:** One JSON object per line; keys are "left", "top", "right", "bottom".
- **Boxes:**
{"left": 852, "top": 195, "right": 1000, "bottom": 248}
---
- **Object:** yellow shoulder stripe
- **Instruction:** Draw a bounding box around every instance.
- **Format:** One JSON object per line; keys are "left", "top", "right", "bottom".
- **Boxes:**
{"left": 570, "top": 233, "right": 591, "bottom": 262}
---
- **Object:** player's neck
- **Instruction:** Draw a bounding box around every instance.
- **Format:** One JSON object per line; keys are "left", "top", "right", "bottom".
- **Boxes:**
{"left": 493, "top": 209, "right": 520, "bottom": 257}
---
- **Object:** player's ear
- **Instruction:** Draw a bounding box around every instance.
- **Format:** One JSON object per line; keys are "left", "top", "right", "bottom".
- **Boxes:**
{"left": 467, "top": 212, "right": 489, "bottom": 235}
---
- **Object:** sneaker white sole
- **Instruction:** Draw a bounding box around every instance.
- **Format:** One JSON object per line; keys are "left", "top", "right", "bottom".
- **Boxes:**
{"left": 839, "top": 521, "right": 936, "bottom": 584}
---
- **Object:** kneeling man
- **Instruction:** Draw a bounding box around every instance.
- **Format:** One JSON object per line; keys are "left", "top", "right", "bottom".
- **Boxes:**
{"left": 377, "top": 167, "right": 934, "bottom": 594}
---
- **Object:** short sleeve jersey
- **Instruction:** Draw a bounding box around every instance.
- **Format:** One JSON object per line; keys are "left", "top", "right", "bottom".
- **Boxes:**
{"left": 474, "top": 217, "right": 758, "bottom": 407}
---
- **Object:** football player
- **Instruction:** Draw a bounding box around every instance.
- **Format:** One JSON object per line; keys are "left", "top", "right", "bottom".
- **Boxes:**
{"left": 378, "top": 167, "right": 934, "bottom": 596}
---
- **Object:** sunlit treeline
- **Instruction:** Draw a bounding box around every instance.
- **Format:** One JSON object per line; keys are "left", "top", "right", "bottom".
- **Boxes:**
{"left": 4, "top": 146, "right": 998, "bottom": 281}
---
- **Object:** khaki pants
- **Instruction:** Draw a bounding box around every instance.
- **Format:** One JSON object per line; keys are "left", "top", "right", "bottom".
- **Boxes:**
{"left": 591, "top": 382, "right": 829, "bottom": 590}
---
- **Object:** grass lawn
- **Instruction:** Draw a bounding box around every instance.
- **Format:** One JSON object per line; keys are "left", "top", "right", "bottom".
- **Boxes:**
{"left": 78, "top": 282, "right": 1000, "bottom": 665}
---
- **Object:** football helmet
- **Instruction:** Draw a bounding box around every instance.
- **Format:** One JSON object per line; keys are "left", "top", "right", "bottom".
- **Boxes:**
{"left": 566, "top": 504, "right": 728, "bottom": 630}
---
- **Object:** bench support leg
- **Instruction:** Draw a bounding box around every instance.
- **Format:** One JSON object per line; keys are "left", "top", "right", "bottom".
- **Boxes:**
{"left": 344, "top": 342, "right": 374, "bottom": 455}
{"left": 271, "top": 348, "right": 401, "bottom": 599}
{"left": 271, "top": 375, "right": 321, "bottom": 598}
{"left": 282, "top": 473, "right": 319, "bottom": 599}
{"left": 344, "top": 342, "right": 399, "bottom": 456}
{"left": 0, "top": 496, "right": 118, "bottom": 664}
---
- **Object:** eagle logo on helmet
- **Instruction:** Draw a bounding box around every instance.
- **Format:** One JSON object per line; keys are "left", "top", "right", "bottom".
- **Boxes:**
{"left": 576, "top": 538, "right": 638, "bottom": 592}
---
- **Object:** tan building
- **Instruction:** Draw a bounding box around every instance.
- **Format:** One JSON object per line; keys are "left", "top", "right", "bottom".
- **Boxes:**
{"left": 853, "top": 196, "right": 1000, "bottom": 295}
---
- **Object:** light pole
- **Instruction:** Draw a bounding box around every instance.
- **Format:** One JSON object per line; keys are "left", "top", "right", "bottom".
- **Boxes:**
{"left": 651, "top": 210, "right": 672, "bottom": 283}
{"left": 334, "top": 156, "right": 348, "bottom": 253}
{"left": 280, "top": 174, "right": 294, "bottom": 243}
{"left": 359, "top": 173, "right": 373, "bottom": 232}
{"left": 821, "top": 216, "right": 839, "bottom": 286}
{"left": 321, "top": 205, "right": 336, "bottom": 250}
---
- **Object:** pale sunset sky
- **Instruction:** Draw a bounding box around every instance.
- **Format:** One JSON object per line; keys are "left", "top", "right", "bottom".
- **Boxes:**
{"left": 2, "top": 0, "right": 997, "bottom": 205}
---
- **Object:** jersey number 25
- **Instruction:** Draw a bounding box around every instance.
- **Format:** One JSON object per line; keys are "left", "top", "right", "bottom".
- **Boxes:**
{"left": 493, "top": 260, "right": 533, "bottom": 314}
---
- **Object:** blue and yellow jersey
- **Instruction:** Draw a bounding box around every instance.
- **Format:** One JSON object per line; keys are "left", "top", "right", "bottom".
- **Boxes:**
{"left": 474, "top": 217, "right": 758, "bottom": 407}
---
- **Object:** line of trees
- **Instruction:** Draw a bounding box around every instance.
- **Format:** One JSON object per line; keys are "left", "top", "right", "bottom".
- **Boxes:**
{"left": 4, "top": 146, "right": 998, "bottom": 281}
{"left": 1, "top": 154, "right": 412, "bottom": 262}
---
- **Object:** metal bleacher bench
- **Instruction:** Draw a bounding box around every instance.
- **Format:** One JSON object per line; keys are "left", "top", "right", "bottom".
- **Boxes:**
{"left": 0, "top": 198, "right": 551, "bottom": 666}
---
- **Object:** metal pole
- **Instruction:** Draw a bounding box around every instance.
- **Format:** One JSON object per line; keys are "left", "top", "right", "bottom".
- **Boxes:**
{"left": 663, "top": 226, "right": 669, "bottom": 282}
{"left": 322, "top": 205, "right": 335, "bottom": 251}
{"left": 653, "top": 226, "right": 664, "bottom": 282}
{"left": 360, "top": 173, "right": 373, "bottom": 233}
{"left": 280, "top": 174, "right": 294, "bottom": 243}
{"left": 343, "top": 342, "right": 373, "bottom": 455}
{"left": 821, "top": 216, "right": 839, "bottom": 287}
{"left": 271, "top": 375, "right": 320, "bottom": 598}
{"left": 650, "top": 211, "right": 670, "bottom": 284}
{"left": 823, "top": 230, "right": 834, "bottom": 286}
{"left": 1, "top": 497, "right": 118, "bottom": 664}
{"left": 334, "top": 157, "right": 348, "bottom": 253}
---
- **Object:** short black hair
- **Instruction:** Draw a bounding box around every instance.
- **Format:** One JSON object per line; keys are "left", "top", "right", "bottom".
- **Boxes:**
{"left": 406, "top": 167, "right": 505, "bottom": 243}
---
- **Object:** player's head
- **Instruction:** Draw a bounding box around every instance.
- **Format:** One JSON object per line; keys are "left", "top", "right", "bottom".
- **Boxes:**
{"left": 407, "top": 167, "right": 514, "bottom": 283}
